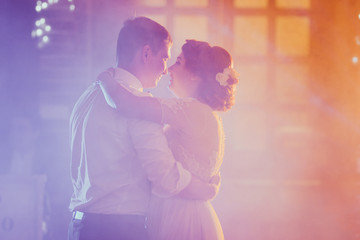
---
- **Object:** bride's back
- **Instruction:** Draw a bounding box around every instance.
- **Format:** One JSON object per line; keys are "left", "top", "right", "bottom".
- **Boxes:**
{"left": 161, "top": 98, "right": 224, "bottom": 181}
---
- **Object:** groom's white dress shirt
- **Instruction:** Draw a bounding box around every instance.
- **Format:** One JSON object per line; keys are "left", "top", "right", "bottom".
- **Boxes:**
{"left": 69, "top": 68, "right": 191, "bottom": 215}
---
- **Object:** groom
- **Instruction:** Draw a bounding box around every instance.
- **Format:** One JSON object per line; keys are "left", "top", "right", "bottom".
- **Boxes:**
{"left": 68, "top": 17, "right": 218, "bottom": 240}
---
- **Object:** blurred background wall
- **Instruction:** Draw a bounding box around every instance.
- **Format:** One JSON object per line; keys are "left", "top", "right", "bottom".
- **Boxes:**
{"left": 1, "top": 0, "right": 360, "bottom": 239}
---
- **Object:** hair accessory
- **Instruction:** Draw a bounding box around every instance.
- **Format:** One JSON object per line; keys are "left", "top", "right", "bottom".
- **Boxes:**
{"left": 215, "top": 68, "right": 239, "bottom": 86}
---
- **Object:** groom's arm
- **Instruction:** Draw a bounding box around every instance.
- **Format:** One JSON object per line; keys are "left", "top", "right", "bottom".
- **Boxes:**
{"left": 129, "top": 118, "right": 221, "bottom": 200}
{"left": 129, "top": 119, "right": 192, "bottom": 196}
{"left": 129, "top": 118, "right": 220, "bottom": 200}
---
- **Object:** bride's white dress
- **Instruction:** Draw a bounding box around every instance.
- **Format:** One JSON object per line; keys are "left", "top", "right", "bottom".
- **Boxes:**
{"left": 147, "top": 97, "right": 225, "bottom": 240}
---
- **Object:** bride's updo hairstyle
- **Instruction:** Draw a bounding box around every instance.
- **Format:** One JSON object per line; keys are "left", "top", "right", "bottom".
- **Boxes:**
{"left": 182, "top": 40, "right": 239, "bottom": 111}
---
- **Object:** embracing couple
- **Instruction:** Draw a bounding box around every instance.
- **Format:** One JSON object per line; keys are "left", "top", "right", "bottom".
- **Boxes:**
{"left": 68, "top": 16, "right": 239, "bottom": 240}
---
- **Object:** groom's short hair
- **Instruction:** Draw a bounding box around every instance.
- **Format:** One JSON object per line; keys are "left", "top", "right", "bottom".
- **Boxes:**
{"left": 116, "top": 17, "right": 172, "bottom": 68}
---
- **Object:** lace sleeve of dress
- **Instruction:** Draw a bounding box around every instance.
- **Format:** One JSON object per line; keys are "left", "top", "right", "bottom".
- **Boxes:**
{"left": 179, "top": 145, "right": 222, "bottom": 181}
{"left": 158, "top": 98, "right": 194, "bottom": 127}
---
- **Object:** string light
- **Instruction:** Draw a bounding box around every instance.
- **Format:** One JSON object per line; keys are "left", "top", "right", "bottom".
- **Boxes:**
{"left": 32, "top": 17, "right": 51, "bottom": 48}
{"left": 31, "top": 0, "right": 75, "bottom": 48}
{"left": 45, "top": 25, "right": 51, "bottom": 32}
{"left": 356, "top": 36, "right": 360, "bottom": 46}
{"left": 32, "top": 0, "right": 76, "bottom": 48}
{"left": 352, "top": 56, "right": 358, "bottom": 64}
{"left": 41, "top": 2, "right": 49, "bottom": 9}
{"left": 353, "top": 14, "right": 360, "bottom": 63}
{"left": 42, "top": 36, "right": 49, "bottom": 43}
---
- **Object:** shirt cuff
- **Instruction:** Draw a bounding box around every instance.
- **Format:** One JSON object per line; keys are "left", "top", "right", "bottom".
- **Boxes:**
{"left": 175, "top": 161, "right": 192, "bottom": 193}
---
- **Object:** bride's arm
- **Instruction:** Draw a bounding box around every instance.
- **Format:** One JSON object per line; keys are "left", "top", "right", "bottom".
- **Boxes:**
{"left": 97, "top": 69, "right": 162, "bottom": 123}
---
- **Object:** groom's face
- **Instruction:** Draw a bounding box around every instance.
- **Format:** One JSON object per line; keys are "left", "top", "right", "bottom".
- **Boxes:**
{"left": 144, "top": 40, "right": 171, "bottom": 88}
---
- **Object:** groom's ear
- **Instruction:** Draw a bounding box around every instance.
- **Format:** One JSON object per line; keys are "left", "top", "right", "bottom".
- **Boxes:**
{"left": 142, "top": 45, "right": 152, "bottom": 63}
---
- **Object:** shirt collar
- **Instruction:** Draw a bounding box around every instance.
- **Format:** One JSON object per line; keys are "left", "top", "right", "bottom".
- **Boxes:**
{"left": 114, "top": 67, "right": 143, "bottom": 92}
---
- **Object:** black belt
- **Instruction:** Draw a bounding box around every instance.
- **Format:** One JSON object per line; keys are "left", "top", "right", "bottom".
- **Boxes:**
{"left": 72, "top": 211, "right": 146, "bottom": 224}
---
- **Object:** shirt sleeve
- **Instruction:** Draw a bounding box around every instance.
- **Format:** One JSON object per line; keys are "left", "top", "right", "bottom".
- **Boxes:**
{"left": 128, "top": 119, "right": 191, "bottom": 197}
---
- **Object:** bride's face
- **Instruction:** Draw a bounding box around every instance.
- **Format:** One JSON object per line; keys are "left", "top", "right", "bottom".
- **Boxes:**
{"left": 168, "top": 52, "right": 194, "bottom": 97}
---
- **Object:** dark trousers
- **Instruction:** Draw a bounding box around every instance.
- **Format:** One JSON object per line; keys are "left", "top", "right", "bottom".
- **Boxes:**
{"left": 68, "top": 212, "right": 148, "bottom": 240}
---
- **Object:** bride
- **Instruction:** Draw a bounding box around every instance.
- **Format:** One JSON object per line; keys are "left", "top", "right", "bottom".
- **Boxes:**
{"left": 98, "top": 39, "right": 239, "bottom": 240}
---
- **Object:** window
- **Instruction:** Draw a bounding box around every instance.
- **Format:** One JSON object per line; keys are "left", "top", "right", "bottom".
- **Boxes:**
{"left": 136, "top": 0, "right": 312, "bottom": 176}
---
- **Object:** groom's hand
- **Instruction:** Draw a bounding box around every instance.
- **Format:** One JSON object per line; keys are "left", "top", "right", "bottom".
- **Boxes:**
{"left": 177, "top": 174, "right": 221, "bottom": 201}
{"left": 210, "top": 172, "right": 221, "bottom": 186}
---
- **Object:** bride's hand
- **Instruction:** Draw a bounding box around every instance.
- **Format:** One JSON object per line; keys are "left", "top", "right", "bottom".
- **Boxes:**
{"left": 97, "top": 67, "right": 116, "bottom": 88}
{"left": 97, "top": 67, "right": 136, "bottom": 114}
{"left": 96, "top": 67, "right": 120, "bottom": 108}
{"left": 97, "top": 67, "right": 131, "bottom": 99}
{"left": 178, "top": 175, "right": 220, "bottom": 201}
{"left": 96, "top": 67, "right": 162, "bottom": 122}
